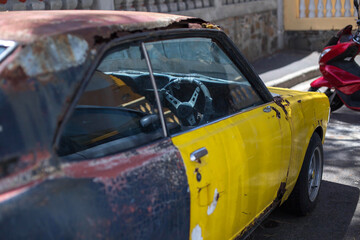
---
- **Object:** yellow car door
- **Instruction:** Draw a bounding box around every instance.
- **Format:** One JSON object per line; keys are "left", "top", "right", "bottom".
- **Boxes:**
{"left": 172, "top": 101, "right": 291, "bottom": 240}
{"left": 143, "top": 36, "right": 291, "bottom": 239}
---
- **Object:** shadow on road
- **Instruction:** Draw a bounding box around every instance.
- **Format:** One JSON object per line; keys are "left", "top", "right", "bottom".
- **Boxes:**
{"left": 250, "top": 181, "right": 360, "bottom": 240}
{"left": 329, "top": 105, "right": 360, "bottom": 125}
{"left": 331, "top": 110, "right": 360, "bottom": 125}
{"left": 323, "top": 106, "right": 360, "bottom": 184}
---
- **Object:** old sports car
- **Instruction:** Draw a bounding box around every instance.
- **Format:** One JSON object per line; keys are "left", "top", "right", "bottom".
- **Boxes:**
{"left": 0, "top": 10, "right": 329, "bottom": 240}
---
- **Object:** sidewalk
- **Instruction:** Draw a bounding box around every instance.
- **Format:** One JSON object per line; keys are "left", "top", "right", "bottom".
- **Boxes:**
{"left": 251, "top": 50, "right": 320, "bottom": 89}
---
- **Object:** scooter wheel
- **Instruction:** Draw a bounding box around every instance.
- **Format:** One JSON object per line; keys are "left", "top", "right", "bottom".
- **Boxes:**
{"left": 308, "top": 87, "right": 344, "bottom": 112}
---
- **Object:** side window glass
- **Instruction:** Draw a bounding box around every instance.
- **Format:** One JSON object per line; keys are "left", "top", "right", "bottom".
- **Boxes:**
{"left": 57, "top": 44, "right": 163, "bottom": 160}
{"left": 144, "top": 38, "right": 263, "bottom": 135}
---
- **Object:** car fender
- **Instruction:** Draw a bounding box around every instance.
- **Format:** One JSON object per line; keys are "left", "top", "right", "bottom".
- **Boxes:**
{"left": 268, "top": 87, "right": 330, "bottom": 204}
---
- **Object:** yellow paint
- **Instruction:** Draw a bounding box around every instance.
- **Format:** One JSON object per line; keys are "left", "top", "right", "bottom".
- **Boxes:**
{"left": 268, "top": 88, "right": 330, "bottom": 203}
{"left": 172, "top": 103, "right": 291, "bottom": 239}
{"left": 284, "top": 0, "right": 356, "bottom": 30}
{"left": 171, "top": 88, "right": 329, "bottom": 239}
{"left": 90, "top": 130, "right": 118, "bottom": 144}
{"left": 110, "top": 75, "right": 126, "bottom": 86}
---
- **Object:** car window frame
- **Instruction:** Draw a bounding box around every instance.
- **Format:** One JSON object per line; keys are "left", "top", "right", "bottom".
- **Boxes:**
{"left": 138, "top": 29, "right": 274, "bottom": 103}
{"left": 138, "top": 30, "right": 275, "bottom": 136}
{"left": 53, "top": 40, "right": 169, "bottom": 161}
{"left": 53, "top": 29, "right": 274, "bottom": 157}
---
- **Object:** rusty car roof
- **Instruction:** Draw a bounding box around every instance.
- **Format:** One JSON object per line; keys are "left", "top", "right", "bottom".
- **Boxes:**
{"left": 0, "top": 10, "right": 204, "bottom": 43}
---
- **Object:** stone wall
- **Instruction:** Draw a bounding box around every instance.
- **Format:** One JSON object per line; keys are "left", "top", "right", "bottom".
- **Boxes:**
{"left": 175, "top": 0, "right": 280, "bottom": 61}
{"left": 0, "top": 0, "right": 94, "bottom": 10}
{"left": 216, "top": 10, "right": 279, "bottom": 62}
{"left": 285, "top": 30, "right": 337, "bottom": 52}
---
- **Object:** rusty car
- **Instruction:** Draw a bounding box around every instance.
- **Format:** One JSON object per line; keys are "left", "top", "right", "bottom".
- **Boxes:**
{"left": 0, "top": 10, "right": 330, "bottom": 239}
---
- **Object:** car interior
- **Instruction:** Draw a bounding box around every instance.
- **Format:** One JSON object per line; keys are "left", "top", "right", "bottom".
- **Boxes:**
{"left": 57, "top": 38, "right": 263, "bottom": 160}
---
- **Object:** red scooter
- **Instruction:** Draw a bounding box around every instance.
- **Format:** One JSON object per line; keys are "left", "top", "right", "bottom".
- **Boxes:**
{"left": 309, "top": 0, "right": 360, "bottom": 112}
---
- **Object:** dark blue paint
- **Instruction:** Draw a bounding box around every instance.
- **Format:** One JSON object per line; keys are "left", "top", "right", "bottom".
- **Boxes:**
{"left": 0, "top": 140, "right": 190, "bottom": 240}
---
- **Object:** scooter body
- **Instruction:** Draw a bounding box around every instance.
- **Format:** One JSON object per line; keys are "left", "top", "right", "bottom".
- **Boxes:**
{"left": 310, "top": 24, "right": 360, "bottom": 111}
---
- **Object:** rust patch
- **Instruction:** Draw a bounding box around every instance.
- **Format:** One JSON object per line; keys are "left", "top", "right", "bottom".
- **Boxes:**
{"left": 0, "top": 11, "right": 204, "bottom": 44}
{"left": 188, "top": 23, "right": 203, "bottom": 29}
{"left": 62, "top": 149, "right": 160, "bottom": 179}
{"left": 271, "top": 106, "right": 281, "bottom": 119}
{"left": 0, "top": 149, "right": 52, "bottom": 194}
{"left": 0, "top": 34, "right": 89, "bottom": 91}
{"left": 93, "top": 32, "right": 119, "bottom": 45}
{"left": 62, "top": 139, "right": 180, "bottom": 179}
{"left": 91, "top": 141, "right": 188, "bottom": 224}
{"left": 273, "top": 96, "right": 290, "bottom": 117}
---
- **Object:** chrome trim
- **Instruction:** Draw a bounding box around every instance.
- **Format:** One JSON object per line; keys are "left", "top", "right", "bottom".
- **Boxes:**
{"left": 0, "top": 40, "right": 18, "bottom": 63}
{"left": 353, "top": 34, "right": 360, "bottom": 44}
{"left": 270, "top": 92, "right": 280, "bottom": 97}
{"left": 263, "top": 105, "right": 272, "bottom": 113}
{"left": 190, "top": 147, "right": 208, "bottom": 162}
{"left": 141, "top": 42, "right": 168, "bottom": 138}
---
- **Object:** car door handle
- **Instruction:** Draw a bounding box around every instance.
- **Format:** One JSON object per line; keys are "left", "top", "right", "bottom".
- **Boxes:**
{"left": 190, "top": 147, "right": 208, "bottom": 162}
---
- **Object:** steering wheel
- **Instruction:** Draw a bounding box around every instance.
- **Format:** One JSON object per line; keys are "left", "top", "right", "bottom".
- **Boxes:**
{"left": 161, "top": 78, "right": 213, "bottom": 126}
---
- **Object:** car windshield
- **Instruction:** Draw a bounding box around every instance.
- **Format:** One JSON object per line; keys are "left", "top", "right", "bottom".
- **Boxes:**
{"left": 145, "top": 38, "right": 243, "bottom": 81}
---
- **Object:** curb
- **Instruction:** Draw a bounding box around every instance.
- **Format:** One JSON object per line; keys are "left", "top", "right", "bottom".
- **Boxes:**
{"left": 265, "top": 66, "right": 320, "bottom": 88}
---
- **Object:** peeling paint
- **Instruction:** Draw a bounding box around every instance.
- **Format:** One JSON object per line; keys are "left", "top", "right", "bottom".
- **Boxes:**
{"left": 271, "top": 106, "right": 281, "bottom": 119}
{"left": 0, "top": 149, "right": 51, "bottom": 194}
{"left": 0, "top": 11, "right": 205, "bottom": 44}
{"left": 207, "top": 188, "right": 219, "bottom": 215}
{"left": 274, "top": 95, "right": 290, "bottom": 117}
{"left": 13, "top": 34, "right": 88, "bottom": 78}
{"left": 191, "top": 225, "right": 203, "bottom": 240}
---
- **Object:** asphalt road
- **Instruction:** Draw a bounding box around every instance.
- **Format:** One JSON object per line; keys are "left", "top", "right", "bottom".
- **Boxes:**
{"left": 249, "top": 106, "right": 360, "bottom": 240}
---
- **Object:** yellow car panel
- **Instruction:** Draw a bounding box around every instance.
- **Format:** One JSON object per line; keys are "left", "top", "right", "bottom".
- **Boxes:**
{"left": 172, "top": 102, "right": 292, "bottom": 240}
{"left": 171, "top": 87, "right": 329, "bottom": 240}
{"left": 268, "top": 88, "right": 330, "bottom": 202}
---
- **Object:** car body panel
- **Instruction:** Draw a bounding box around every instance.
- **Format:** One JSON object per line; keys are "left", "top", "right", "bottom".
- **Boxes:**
{"left": 0, "top": 10, "right": 200, "bottom": 43}
{"left": 172, "top": 102, "right": 292, "bottom": 239}
{"left": 0, "top": 139, "right": 191, "bottom": 240}
{"left": 268, "top": 87, "right": 330, "bottom": 202}
{"left": 0, "top": 10, "right": 330, "bottom": 240}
